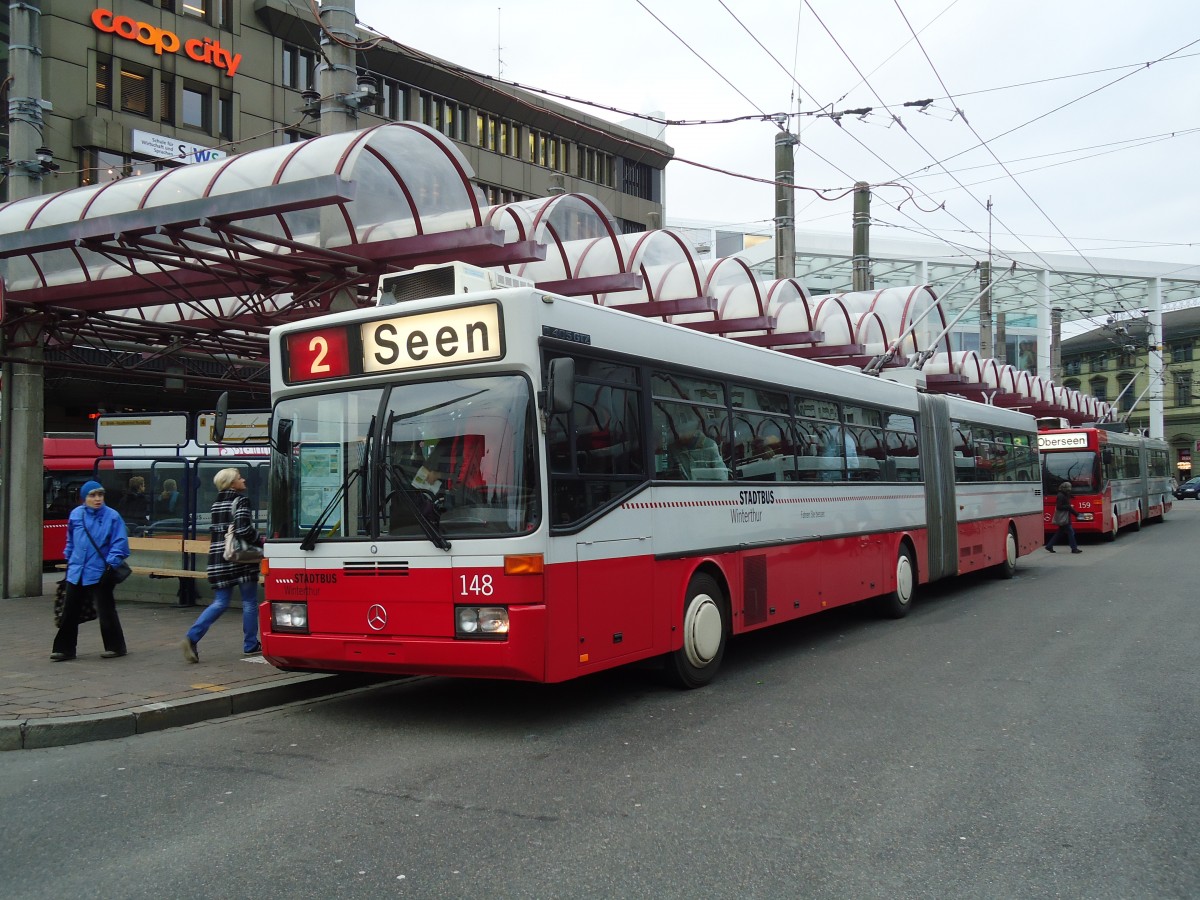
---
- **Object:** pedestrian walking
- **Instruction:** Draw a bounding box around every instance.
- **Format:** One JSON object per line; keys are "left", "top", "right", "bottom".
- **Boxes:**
{"left": 51, "top": 480, "right": 130, "bottom": 660}
{"left": 181, "top": 468, "right": 263, "bottom": 663}
{"left": 1045, "top": 481, "right": 1082, "bottom": 554}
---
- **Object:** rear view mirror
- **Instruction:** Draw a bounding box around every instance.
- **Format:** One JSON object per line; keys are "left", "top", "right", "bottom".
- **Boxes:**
{"left": 546, "top": 357, "right": 575, "bottom": 415}
{"left": 213, "top": 392, "right": 230, "bottom": 443}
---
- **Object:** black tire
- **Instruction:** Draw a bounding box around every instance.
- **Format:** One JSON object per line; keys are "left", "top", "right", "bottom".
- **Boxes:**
{"left": 878, "top": 545, "right": 916, "bottom": 619}
{"left": 1105, "top": 513, "right": 1118, "bottom": 542}
{"left": 1131, "top": 508, "right": 1142, "bottom": 531}
{"left": 665, "top": 573, "right": 728, "bottom": 689}
{"left": 993, "top": 527, "right": 1018, "bottom": 580}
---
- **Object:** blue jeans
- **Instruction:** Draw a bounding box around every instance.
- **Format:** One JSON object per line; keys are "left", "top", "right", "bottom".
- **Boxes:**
{"left": 187, "top": 581, "right": 259, "bottom": 652}
{"left": 1046, "top": 522, "right": 1079, "bottom": 552}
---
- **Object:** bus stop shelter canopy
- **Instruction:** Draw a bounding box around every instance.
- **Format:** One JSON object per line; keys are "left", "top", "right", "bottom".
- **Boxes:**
{"left": 0, "top": 123, "right": 545, "bottom": 390}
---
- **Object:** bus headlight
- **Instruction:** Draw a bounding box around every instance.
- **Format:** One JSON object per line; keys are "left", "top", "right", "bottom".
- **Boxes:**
{"left": 272, "top": 602, "right": 309, "bottom": 633}
{"left": 455, "top": 606, "right": 509, "bottom": 638}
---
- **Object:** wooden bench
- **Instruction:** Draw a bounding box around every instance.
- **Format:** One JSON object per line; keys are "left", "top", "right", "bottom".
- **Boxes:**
{"left": 126, "top": 536, "right": 210, "bottom": 579}
{"left": 127, "top": 535, "right": 211, "bottom": 605}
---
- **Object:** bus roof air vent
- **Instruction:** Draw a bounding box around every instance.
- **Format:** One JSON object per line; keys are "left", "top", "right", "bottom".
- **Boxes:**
{"left": 377, "top": 262, "right": 533, "bottom": 306}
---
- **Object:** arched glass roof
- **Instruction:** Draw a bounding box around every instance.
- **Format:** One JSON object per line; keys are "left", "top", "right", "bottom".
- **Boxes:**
{"left": 0, "top": 123, "right": 494, "bottom": 304}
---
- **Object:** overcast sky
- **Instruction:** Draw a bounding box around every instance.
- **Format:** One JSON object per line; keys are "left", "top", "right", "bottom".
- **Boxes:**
{"left": 352, "top": 0, "right": 1200, "bottom": 274}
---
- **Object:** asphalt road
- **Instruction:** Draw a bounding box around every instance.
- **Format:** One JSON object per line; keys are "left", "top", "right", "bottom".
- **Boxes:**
{"left": 2, "top": 505, "right": 1197, "bottom": 899}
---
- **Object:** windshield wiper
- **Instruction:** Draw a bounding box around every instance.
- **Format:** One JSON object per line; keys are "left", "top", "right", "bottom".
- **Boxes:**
{"left": 300, "top": 464, "right": 365, "bottom": 551}
{"left": 382, "top": 461, "right": 452, "bottom": 552}
{"left": 300, "top": 416, "right": 374, "bottom": 551}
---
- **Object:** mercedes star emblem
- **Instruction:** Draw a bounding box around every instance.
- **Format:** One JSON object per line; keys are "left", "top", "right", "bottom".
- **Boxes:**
{"left": 367, "top": 604, "right": 387, "bottom": 631}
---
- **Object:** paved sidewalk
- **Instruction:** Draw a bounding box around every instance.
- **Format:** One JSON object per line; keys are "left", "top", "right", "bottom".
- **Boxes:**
{"left": 1, "top": 575, "right": 382, "bottom": 751}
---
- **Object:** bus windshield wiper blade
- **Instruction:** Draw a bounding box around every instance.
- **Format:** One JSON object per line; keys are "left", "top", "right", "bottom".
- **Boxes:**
{"left": 299, "top": 465, "right": 364, "bottom": 551}
{"left": 300, "top": 417, "right": 374, "bottom": 551}
{"left": 384, "top": 463, "right": 451, "bottom": 551}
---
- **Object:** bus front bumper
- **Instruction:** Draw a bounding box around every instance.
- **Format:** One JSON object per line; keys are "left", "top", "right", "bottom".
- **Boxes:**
{"left": 261, "top": 604, "right": 547, "bottom": 682}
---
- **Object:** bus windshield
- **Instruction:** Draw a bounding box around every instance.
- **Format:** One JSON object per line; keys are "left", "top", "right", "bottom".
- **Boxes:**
{"left": 270, "top": 375, "right": 539, "bottom": 542}
{"left": 1041, "top": 450, "right": 1100, "bottom": 494}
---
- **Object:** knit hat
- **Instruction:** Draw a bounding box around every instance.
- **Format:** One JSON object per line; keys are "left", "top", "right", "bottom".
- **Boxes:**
{"left": 80, "top": 480, "right": 105, "bottom": 499}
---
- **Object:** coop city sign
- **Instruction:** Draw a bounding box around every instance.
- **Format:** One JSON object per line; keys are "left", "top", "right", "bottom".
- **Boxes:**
{"left": 91, "top": 9, "right": 242, "bottom": 77}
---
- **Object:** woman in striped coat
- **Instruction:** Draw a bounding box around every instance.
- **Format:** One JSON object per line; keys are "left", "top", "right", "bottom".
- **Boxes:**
{"left": 181, "top": 468, "right": 263, "bottom": 663}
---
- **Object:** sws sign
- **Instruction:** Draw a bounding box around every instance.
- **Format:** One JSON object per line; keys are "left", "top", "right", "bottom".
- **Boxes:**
{"left": 91, "top": 9, "right": 242, "bottom": 77}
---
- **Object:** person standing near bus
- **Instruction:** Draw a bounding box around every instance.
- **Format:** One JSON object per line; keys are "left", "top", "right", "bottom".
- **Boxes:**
{"left": 181, "top": 468, "right": 262, "bottom": 662}
{"left": 158, "top": 478, "right": 180, "bottom": 516}
{"left": 51, "top": 481, "right": 130, "bottom": 660}
{"left": 119, "top": 475, "right": 149, "bottom": 529}
{"left": 668, "top": 421, "right": 728, "bottom": 480}
{"left": 1045, "top": 481, "right": 1082, "bottom": 554}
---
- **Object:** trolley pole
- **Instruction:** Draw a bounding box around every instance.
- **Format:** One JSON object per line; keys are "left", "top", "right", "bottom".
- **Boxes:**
{"left": 851, "top": 182, "right": 872, "bottom": 292}
{"left": 1051, "top": 307, "right": 1063, "bottom": 384}
{"left": 773, "top": 126, "right": 796, "bottom": 279}
{"left": 1147, "top": 277, "right": 1164, "bottom": 440}
{"left": 978, "top": 260, "right": 993, "bottom": 361}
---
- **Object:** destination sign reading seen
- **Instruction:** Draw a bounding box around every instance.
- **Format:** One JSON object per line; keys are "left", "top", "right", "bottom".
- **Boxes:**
{"left": 284, "top": 303, "right": 504, "bottom": 384}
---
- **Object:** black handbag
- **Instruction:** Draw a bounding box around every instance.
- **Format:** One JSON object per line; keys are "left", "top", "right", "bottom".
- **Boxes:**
{"left": 53, "top": 579, "right": 97, "bottom": 628}
{"left": 81, "top": 516, "right": 132, "bottom": 585}
{"left": 106, "top": 561, "right": 133, "bottom": 583}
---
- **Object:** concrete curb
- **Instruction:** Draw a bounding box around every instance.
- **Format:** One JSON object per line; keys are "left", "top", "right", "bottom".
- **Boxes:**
{"left": 3, "top": 673, "right": 388, "bottom": 750}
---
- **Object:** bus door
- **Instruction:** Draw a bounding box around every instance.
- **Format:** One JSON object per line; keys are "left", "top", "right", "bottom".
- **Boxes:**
{"left": 918, "top": 394, "right": 958, "bottom": 580}
{"left": 575, "top": 536, "right": 654, "bottom": 668}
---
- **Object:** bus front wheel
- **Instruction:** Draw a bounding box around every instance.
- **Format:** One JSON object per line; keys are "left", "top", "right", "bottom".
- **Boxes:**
{"left": 666, "top": 573, "right": 728, "bottom": 689}
{"left": 878, "top": 545, "right": 916, "bottom": 619}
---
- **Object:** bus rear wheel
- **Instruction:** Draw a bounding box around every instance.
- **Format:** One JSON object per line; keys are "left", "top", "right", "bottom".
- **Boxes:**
{"left": 878, "top": 545, "right": 916, "bottom": 619}
{"left": 666, "top": 573, "right": 728, "bottom": 689}
{"left": 993, "top": 527, "right": 1018, "bottom": 579}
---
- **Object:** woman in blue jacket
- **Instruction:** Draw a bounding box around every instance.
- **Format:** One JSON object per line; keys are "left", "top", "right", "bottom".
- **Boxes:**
{"left": 51, "top": 480, "right": 131, "bottom": 660}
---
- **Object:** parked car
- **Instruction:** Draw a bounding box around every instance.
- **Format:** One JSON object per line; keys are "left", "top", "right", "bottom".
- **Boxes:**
{"left": 1174, "top": 476, "right": 1200, "bottom": 500}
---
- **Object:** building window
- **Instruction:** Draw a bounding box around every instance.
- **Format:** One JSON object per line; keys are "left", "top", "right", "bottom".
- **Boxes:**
{"left": 1063, "top": 358, "right": 1081, "bottom": 376}
{"left": 160, "top": 76, "right": 175, "bottom": 124}
{"left": 1117, "top": 348, "right": 1137, "bottom": 368}
{"left": 622, "top": 160, "right": 653, "bottom": 200}
{"left": 577, "top": 146, "right": 613, "bottom": 186}
{"left": 283, "top": 44, "right": 318, "bottom": 91}
{"left": 96, "top": 57, "right": 113, "bottom": 109}
{"left": 218, "top": 92, "right": 233, "bottom": 140}
{"left": 1117, "top": 377, "right": 1134, "bottom": 412}
{"left": 1176, "top": 372, "right": 1193, "bottom": 407}
{"left": 182, "top": 83, "right": 211, "bottom": 132}
{"left": 1089, "top": 353, "right": 1107, "bottom": 373}
{"left": 478, "top": 113, "right": 495, "bottom": 151}
{"left": 120, "top": 62, "right": 153, "bottom": 117}
{"left": 478, "top": 116, "right": 520, "bottom": 157}
{"left": 181, "top": 0, "right": 209, "bottom": 21}
{"left": 375, "top": 76, "right": 402, "bottom": 120}
{"left": 1089, "top": 378, "right": 1108, "bottom": 403}
{"left": 1170, "top": 341, "right": 1194, "bottom": 363}
{"left": 478, "top": 183, "right": 528, "bottom": 206}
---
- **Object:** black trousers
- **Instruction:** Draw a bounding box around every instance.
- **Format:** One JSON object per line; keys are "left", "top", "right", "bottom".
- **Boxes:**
{"left": 52, "top": 579, "right": 126, "bottom": 657}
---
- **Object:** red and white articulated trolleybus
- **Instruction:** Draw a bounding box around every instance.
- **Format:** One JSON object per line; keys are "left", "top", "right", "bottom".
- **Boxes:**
{"left": 254, "top": 264, "right": 1044, "bottom": 687}
{"left": 1037, "top": 424, "right": 1172, "bottom": 540}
